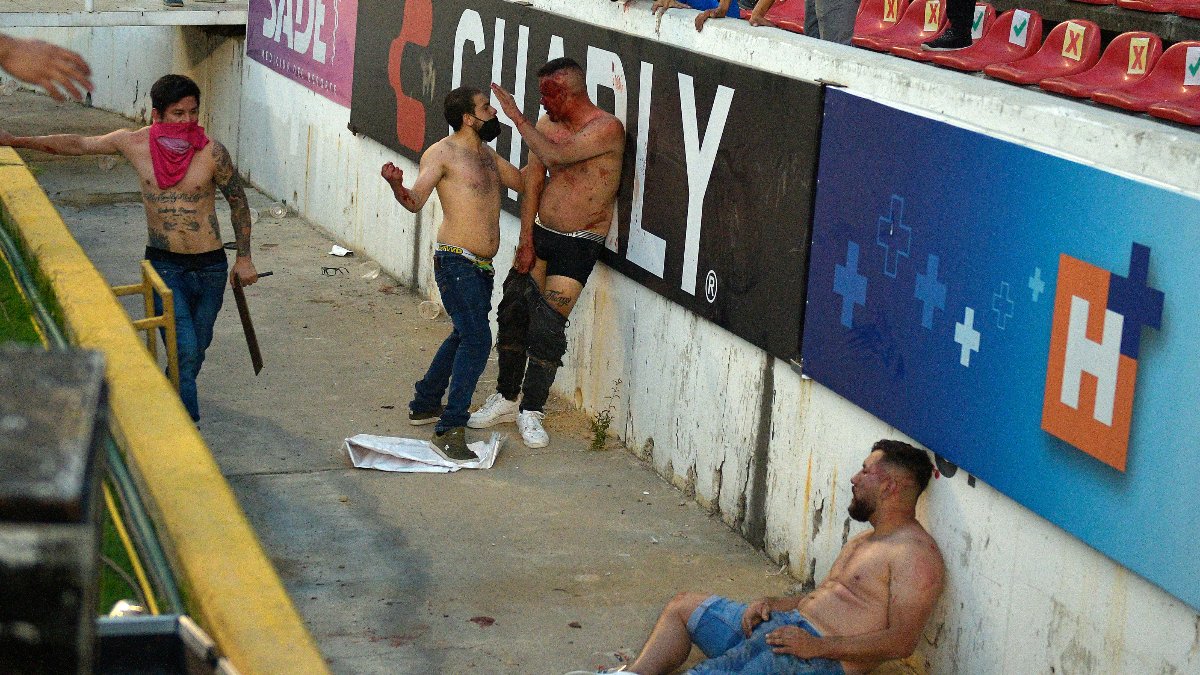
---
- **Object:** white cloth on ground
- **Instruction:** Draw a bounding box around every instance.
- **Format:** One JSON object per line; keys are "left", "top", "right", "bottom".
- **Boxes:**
{"left": 343, "top": 432, "right": 502, "bottom": 473}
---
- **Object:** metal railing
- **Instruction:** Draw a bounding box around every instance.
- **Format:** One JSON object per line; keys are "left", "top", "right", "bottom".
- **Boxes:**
{"left": 111, "top": 260, "right": 179, "bottom": 392}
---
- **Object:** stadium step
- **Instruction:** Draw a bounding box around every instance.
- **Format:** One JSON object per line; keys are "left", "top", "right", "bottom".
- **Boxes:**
{"left": 1091, "top": 41, "right": 1200, "bottom": 111}
{"left": 929, "top": 8, "right": 1043, "bottom": 71}
{"left": 1039, "top": 31, "right": 1162, "bottom": 98}
{"left": 984, "top": 18, "right": 1100, "bottom": 84}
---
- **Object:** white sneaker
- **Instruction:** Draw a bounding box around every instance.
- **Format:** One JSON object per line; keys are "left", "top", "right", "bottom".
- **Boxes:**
{"left": 517, "top": 410, "right": 549, "bottom": 448}
{"left": 468, "top": 392, "right": 519, "bottom": 428}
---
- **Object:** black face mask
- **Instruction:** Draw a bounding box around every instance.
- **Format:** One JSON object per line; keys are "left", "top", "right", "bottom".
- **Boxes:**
{"left": 474, "top": 115, "right": 502, "bottom": 142}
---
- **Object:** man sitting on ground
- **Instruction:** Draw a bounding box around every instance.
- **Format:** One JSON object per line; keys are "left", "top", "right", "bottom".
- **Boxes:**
{"left": 570, "top": 440, "right": 944, "bottom": 675}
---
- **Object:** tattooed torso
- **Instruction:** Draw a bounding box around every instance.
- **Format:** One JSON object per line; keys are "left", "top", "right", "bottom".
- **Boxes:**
{"left": 122, "top": 128, "right": 249, "bottom": 256}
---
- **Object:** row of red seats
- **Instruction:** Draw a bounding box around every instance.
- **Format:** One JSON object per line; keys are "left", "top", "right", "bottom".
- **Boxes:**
{"left": 751, "top": 0, "right": 1200, "bottom": 125}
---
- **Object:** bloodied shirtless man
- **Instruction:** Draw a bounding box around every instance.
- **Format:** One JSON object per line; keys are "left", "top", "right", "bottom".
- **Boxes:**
{"left": 0, "top": 74, "right": 257, "bottom": 421}
{"left": 471, "top": 57, "right": 626, "bottom": 449}
{"left": 383, "top": 86, "right": 523, "bottom": 461}
{"left": 568, "top": 440, "right": 945, "bottom": 675}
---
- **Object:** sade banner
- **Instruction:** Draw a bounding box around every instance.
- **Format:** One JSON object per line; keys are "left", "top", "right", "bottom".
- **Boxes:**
{"left": 248, "top": 0, "right": 359, "bottom": 107}
{"left": 349, "top": 0, "right": 823, "bottom": 362}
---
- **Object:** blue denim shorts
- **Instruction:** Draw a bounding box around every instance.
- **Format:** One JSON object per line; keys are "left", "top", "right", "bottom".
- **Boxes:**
{"left": 686, "top": 596, "right": 845, "bottom": 675}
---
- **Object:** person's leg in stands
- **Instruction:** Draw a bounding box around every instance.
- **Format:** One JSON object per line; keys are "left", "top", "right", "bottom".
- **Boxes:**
{"left": 815, "top": 0, "right": 858, "bottom": 43}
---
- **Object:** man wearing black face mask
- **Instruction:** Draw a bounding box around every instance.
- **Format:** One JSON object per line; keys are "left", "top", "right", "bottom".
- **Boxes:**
{"left": 381, "top": 86, "right": 523, "bottom": 461}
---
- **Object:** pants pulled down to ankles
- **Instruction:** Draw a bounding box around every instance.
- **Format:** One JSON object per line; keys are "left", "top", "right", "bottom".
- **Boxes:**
{"left": 411, "top": 251, "right": 495, "bottom": 432}
{"left": 495, "top": 269, "right": 568, "bottom": 413}
{"left": 685, "top": 596, "right": 845, "bottom": 675}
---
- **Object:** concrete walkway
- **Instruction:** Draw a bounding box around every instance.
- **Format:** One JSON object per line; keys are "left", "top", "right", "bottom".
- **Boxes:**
{"left": 2, "top": 91, "right": 797, "bottom": 674}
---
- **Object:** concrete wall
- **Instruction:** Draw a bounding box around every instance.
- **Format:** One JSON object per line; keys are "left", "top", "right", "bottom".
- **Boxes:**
{"left": 4, "top": 25, "right": 244, "bottom": 158}
{"left": 25, "top": 5, "right": 1200, "bottom": 671}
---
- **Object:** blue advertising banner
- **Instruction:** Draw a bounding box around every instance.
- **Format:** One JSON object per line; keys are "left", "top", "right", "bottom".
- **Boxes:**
{"left": 802, "top": 88, "right": 1199, "bottom": 610}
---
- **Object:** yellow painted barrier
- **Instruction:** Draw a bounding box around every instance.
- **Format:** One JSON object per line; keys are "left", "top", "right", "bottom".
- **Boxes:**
{"left": 0, "top": 147, "right": 329, "bottom": 675}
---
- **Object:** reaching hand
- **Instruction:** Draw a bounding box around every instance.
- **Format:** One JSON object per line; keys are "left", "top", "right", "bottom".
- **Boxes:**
{"left": 0, "top": 128, "right": 15, "bottom": 147}
{"left": 651, "top": 0, "right": 689, "bottom": 16}
{"left": 490, "top": 83, "right": 522, "bottom": 126}
{"left": 741, "top": 599, "right": 772, "bottom": 637}
{"left": 748, "top": 12, "right": 776, "bottom": 26}
{"left": 229, "top": 257, "right": 259, "bottom": 287}
{"left": 695, "top": 8, "right": 718, "bottom": 31}
{"left": 380, "top": 162, "right": 404, "bottom": 185}
{"left": 0, "top": 37, "right": 92, "bottom": 102}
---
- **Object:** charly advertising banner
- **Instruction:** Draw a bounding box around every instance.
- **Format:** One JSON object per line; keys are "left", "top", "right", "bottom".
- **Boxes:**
{"left": 349, "top": 0, "right": 823, "bottom": 362}
{"left": 803, "top": 87, "right": 1198, "bottom": 610}
{"left": 247, "top": 0, "right": 358, "bottom": 107}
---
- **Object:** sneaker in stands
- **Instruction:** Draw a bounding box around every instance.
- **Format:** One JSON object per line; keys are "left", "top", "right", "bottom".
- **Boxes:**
{"left": 517, "top": 410, "right": 549, "bottom": 448}
{"left": 432, "top": 426, "right": 477, "bottom": 462}
{"left": 922, "top": 26, "right": 973, "bottom": 50}
{"left": 468, "top": 393, "right": 519, "bottom": 428}
{"left": 408, "top": 404, "right": 444, "bottom": 426}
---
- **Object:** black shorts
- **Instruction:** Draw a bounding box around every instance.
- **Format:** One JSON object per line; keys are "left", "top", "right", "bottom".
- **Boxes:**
{"left": 532, "top": 223, "right": 605, "bottom": 285}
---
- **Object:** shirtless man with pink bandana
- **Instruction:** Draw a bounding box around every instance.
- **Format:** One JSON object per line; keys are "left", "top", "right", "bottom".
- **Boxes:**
{"left": 1, "top": 74, "right": 257, "bottom": 421}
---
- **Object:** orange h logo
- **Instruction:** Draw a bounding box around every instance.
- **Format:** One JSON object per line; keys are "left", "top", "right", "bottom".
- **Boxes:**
{"left": 1042, "top": 245, "right": 1163, "bottom": 472}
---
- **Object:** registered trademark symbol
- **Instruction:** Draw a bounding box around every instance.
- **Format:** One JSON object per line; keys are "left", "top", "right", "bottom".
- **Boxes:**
{"left": 705, "top": 270, "right": 718, "bottom": 303}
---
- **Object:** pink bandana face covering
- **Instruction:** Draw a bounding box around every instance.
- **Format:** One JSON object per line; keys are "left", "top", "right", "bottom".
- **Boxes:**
{"left": 148, "top": 121, "right": 210, "bottom": 189}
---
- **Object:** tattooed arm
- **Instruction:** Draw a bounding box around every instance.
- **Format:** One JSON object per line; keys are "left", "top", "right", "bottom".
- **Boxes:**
{"left": 213, "top": 141, "right": 258, "bottom": 286}
{"left": 0, "top": 126, "right": 129, "bottom": 155}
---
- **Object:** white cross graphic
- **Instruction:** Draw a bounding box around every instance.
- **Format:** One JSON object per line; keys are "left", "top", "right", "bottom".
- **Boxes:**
{"left": 1028, "top": 267, "right": 1046, "bottom": 302}
{"left": 954, "top": 307, "right": 981, "bottom": 367}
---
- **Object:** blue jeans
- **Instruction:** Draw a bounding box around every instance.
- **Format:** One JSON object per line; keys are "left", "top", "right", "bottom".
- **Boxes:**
{"left": 411, "top": 251, "right": 495, "bottom": 432}
{"left": 686, "top": 596, "right": 845, "bottom": 675}
{"left": 148, "top": 250, "right": 228, "bottom": 422}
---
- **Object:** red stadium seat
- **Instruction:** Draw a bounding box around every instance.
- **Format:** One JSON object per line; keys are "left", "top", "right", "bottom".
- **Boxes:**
{"left": 929, "top": 8, "right": 1043, "bottom": 71}
{"left": 984, "top": 20, "right": 1100, "bottom": 84}
{"left": 1114, "top": 0, "right": 1192, "bottom": 12}
{"left": 1091, "top": 41, "right": 1200, "bottom": 111}
{"left": 763, "top": 0, "right": 806, "bottom": 33}
{"left": 854, "top": 0, "right": 910, "bottom": 38}
{"left": 1039, "top": 32, "right": 1162, "bottom": 98}
{"left": 890, "top": 3, "right": 995, "bottom": 61}
{"left": 1148, "top": 91, "right": 1200, "bottom": 125}
{"left": 1176, "top": 2, "right": 1200, "bottom": 16}
{"left": 853, "top": 0, "right": 946, "bottom": 51}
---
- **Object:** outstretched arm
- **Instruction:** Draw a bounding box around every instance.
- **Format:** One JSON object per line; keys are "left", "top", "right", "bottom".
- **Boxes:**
{"left": 748, "top": 0, "right": 778, "bottom": 25}
{"left": 381, "top": 147, "right": 444, "bottom": 213}
{"left": 0, "top": 127, "right": 127, "bottom": 156}
{"left": 0, "top": 34, "right": 92, "bottom": 101}
{"left": 213, "top": 141, "right": 258, "bottom": 287}
{"left": 490, "top": 84, "right": 624, "bottom": 170}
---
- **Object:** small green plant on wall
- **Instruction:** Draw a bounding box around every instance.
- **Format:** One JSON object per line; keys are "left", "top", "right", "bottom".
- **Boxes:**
{"left": 590, "top": 379, "right": 623, "bottom": 451}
